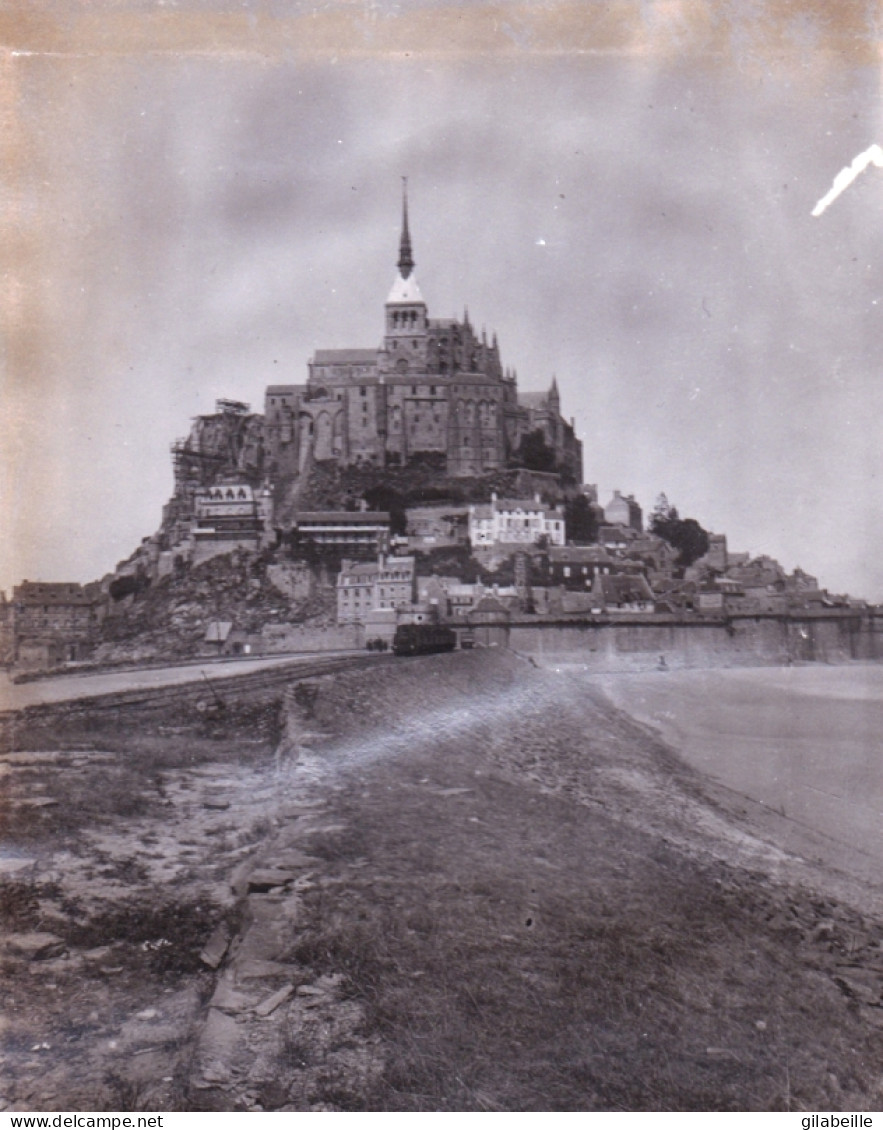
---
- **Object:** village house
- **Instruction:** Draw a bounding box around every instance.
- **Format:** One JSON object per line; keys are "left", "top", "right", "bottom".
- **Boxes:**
{"left": 337, "top": 554, "right": 416, "bottom": 624}
{"left": 597, "top": 524, "right": 642, "bottom": 552}
{"left": 468, "top": 493, "right": 565, "bottom": 549}
{"left": 546, "top": 545, "right": 616, "bottom": 589}
{"left": 603, "top": 490, "right": 643, "bottom": 531}
{"left": 10, "top": 581, "right": 103, "bottom": 671}
{"left": 190, "top": 477, "right": 274, "bottom": 564}
{"left": 591, "top": 573, "right": 655, "bottom": 614}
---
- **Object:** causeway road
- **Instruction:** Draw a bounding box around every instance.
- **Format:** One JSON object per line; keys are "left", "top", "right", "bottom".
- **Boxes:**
{"left": 0, "top": 651, "right": 365, "bottom": 713}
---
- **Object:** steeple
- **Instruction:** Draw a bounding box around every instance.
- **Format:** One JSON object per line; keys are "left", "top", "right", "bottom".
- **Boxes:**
{"left": 398, "top": 176, "right": 414, "bottom": 280}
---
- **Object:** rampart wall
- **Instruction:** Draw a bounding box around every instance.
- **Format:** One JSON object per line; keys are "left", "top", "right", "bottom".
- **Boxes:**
{"left": 471, "top": 612, "right": 883, "bottom": 672}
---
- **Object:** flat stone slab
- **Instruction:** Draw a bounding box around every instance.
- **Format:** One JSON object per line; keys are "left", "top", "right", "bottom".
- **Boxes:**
{"left": 235, "top": 959, "right": 295, "bottom": 981}
{"left": 247, "top": 869, "right": 296, "bottom": 893}
{"left": 200, "top": 924, "right": 231, "bottom": 969}
{"left": 254, "top": 984, "right": 294, "bottom": 1017}
{"left": 271, "top": 851, "right": 320, "bottom": 869}
{"left": 6, "top": 932, "right": 66, "bottom": 960}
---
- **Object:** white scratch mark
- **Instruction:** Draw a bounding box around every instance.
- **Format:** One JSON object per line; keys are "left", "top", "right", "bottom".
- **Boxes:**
{"left": 812, "top": 144, "right": 883, "bottom": 217}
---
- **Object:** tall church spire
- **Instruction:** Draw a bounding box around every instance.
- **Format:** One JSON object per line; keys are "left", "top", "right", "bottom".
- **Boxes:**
{"left": 398, "top": 176, "right": 414, "bottom": 279}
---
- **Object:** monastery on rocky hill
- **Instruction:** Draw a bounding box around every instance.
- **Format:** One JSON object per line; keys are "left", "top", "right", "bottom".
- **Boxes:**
{"left": 263, "top": 186, "right": 583, "bottom": 483}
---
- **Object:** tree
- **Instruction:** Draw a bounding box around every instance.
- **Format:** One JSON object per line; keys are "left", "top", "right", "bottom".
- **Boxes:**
{"left": 363, "top": 484, "right": 407, "bottom": 535}
{"left": 649, "top": 493, "right": 709, "bottom": 568}
{"left": 515, "top": 429, "right": 557, "bottom": 473}
{"left": 564, "top": 493, "right": 599, "bottom": 544}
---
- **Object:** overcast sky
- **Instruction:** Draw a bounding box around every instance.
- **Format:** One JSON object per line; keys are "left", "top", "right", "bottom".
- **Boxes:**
{"left": 3, "top": 1, "right": 883, "bottom": 599}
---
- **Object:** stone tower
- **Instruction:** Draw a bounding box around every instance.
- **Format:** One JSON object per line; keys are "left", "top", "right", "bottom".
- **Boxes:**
{"left": 380, "top": 178, "right": 429, "bottom": 377}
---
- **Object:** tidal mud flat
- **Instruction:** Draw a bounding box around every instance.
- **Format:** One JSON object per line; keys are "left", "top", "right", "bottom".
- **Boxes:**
{"left": 2, "top": 651, "right": 883, "bottom": 1111}
{"left": 595, "top": 663, "right": 883, "bottom": 891}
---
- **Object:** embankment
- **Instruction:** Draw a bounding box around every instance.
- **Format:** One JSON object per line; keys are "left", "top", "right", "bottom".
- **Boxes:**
{"left": 184, "top": 650, "right": 883, "bottom": 1111}
{"left": 473, "top": 609, "right": 883, "bottom": 671}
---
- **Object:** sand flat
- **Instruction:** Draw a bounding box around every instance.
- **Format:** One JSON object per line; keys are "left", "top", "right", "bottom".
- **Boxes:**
{"left": 596, "top": 664, "right": 883, "bottom": 871}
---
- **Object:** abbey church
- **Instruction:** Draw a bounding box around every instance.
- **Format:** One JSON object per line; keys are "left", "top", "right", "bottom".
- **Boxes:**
{"left": 262, "top": 189, "right": 583, "bottom": 483}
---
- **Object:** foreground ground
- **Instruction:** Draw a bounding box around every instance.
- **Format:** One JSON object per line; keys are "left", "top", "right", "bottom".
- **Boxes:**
{"left": 1, "top": 651, "right": 882, "bottom": 1111}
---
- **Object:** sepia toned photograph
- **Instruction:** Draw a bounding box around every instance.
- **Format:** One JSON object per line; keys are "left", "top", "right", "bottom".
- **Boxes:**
{"left": 2, "top": 0, "right": 883, "bottom": 1113}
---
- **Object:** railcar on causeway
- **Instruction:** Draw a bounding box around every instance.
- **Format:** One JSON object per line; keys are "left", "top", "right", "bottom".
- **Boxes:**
{"left": 392, "top": 623, "right": 458, "bottom": 657}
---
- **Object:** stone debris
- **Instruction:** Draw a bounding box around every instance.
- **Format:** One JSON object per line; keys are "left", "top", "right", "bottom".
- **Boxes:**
{"left": 254, "top": 984, "right": 294, "bottom": 1017}
{"left": 200, "top": 924, "right": 231, "bottom": 970}
{"left": 5, "top": 933, "right": 66, "bottom": 961}
{"left": 247, "top": 869, "right": 296, "bottom": 893}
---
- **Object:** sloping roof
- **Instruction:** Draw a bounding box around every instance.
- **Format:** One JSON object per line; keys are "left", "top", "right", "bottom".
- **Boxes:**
{"left": 472, "top": 594, "right": 510, "bottom": 613}
{"left": 495, "top": 498, "right": 559, "bottom": 516}
{"left": 598, "top": 525, "right": 640, "bottom": 542}
{"left": 561, "top": 592, "right": 595, "bottom": 613}
{"left": 518, "top": 390, "right": 549, "bottom": 409}
{"left": 265, "top": 384, "right": 302, "bottom": 396}
{"left": 204, "top": 621, "right": 233, "bottom": 642}
{"left": 386, "top": 273, "right": 425, "bottom": 304}
{"left": 597, "top": 575, "right": 654, "bottom": 603}
{"left": 549, "top": 546, "right": 611, "bottom": 563}
{"left": 338, "top": 559, "right": 384, "bottom": 580}
{"left": 312, "top": 349, "right": 378, "bottom": 366}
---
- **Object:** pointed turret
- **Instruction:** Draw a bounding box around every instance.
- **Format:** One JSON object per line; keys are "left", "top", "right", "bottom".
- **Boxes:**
{"left": 398, "top": 176, "right": 414, "bottom": 280}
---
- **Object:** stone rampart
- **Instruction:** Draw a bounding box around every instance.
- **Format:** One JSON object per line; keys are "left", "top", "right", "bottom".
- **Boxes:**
{"left": 470, "top": 611, "right": 883, "bottom": 671}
